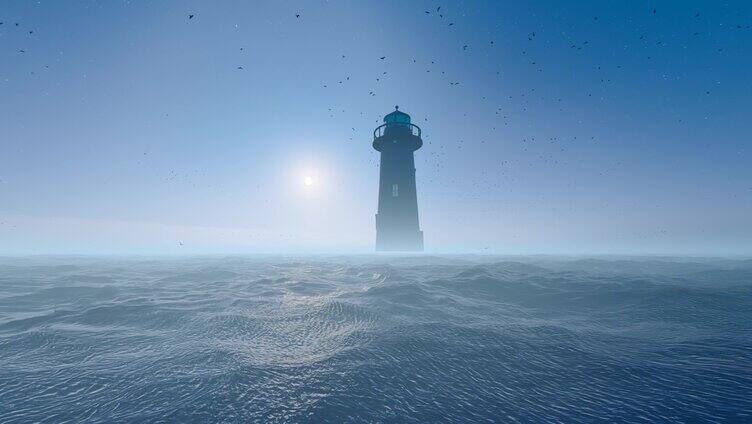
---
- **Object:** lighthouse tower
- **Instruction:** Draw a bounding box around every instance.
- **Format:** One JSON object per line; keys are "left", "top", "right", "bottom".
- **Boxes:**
{"left": 373, "top": 106, "right": 424, "bottom": 251}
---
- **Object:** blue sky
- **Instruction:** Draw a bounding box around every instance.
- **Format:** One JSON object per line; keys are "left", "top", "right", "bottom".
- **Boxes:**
{"left": 1, "top": 0, "right": 751, "bottom": 255}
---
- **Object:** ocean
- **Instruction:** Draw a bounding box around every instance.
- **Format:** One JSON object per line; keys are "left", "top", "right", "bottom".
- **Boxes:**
{"left": 0, "top": 255, "right": 750, "bottom": 423}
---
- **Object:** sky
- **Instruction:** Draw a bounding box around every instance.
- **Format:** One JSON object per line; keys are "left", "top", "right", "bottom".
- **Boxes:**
{"left": 1, "top": 0, "right": 751, "bottom": 255}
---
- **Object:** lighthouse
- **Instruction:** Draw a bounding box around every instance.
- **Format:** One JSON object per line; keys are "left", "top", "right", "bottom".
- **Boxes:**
{"left": 373, "top": 106, "right": 424, "bottom": 251}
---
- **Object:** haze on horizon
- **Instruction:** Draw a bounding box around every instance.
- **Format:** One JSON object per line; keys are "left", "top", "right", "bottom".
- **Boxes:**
{"left": 1, "top": 0, "right": 751, "bottom": 256}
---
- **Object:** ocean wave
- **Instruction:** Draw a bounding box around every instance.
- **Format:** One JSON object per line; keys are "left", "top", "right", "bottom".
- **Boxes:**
{"left": 1, "top": 256, "right": 750, "bottom": 422}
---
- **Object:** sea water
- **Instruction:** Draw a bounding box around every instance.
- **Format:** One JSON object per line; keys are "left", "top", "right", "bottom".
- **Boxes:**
{"left": 1, "top": 255, "right": 750, "bottom": 423}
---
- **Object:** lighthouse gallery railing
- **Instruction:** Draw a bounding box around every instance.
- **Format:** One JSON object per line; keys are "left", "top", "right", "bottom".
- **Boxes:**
{"left": 373, "top": 123, "right": 421, "bottom": 139}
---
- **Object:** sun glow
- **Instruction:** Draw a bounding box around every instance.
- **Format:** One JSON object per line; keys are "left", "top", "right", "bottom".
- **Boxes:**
{"left": 304, "top": 176, "right": 314, "bottom": 186}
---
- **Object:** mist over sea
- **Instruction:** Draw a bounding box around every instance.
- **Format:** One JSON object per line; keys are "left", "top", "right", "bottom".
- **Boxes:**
{"left": 1, "top": 255, "right": 750, "bottom": 423}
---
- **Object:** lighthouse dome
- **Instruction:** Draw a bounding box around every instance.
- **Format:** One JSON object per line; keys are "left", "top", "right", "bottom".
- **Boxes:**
{"left": 383, "top": 106, "right": 411, "bottom": 124}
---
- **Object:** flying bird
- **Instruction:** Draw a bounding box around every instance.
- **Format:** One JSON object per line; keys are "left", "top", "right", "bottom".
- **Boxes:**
{"left": 188, "top": 14, "right": 194, "bottom": 19}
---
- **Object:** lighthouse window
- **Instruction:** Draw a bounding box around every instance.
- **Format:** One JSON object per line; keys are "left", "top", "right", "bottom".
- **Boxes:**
{"left": 392, "top": 184, "right": 399, "bottom": 197}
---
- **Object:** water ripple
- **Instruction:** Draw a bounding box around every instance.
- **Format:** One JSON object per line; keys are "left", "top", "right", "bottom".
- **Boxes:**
{"left": 0, "top": 256, "right": 750, "bottom": 423}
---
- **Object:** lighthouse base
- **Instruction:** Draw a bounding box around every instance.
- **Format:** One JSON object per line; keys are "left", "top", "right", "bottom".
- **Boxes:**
{"left": 375, "top": 230, "right": 423, "bottom": 252}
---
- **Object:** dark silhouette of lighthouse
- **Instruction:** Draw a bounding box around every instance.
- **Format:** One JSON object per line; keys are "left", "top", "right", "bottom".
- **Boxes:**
{"left": 373, "top": 106, "right": 424, "bottom": 251}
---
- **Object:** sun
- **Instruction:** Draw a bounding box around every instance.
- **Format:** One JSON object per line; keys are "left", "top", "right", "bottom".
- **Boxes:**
{"left": 304, "top": 176, "right": 314, "bottom": 186}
